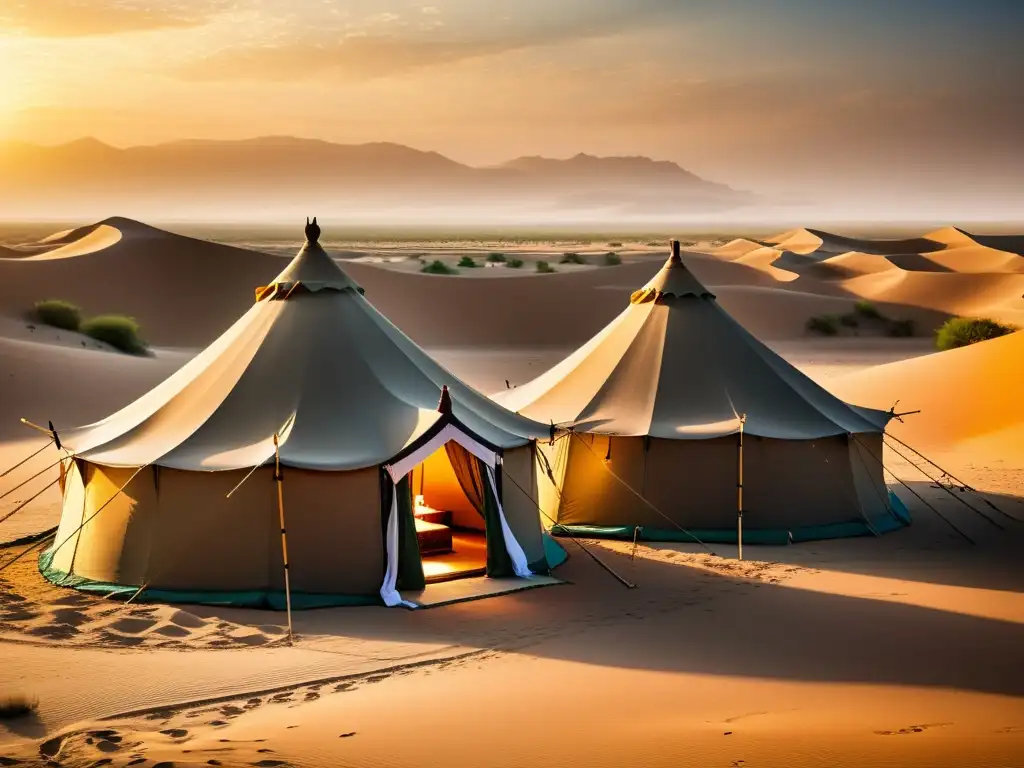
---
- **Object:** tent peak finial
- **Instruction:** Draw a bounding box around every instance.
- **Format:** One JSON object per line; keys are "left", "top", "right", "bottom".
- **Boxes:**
{"left": 437, "top": 385, "right": 453, "bottom": 415}
{"left": 304, "top": 216, "right": 321, "bottom": 244}
{"left": 670, "top": 239, "right": 682, "bottom": 265}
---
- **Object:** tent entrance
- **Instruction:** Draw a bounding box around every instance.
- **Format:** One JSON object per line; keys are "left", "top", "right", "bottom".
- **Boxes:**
{"left": 410, "top": 444, "right": 488, "bottom": 583}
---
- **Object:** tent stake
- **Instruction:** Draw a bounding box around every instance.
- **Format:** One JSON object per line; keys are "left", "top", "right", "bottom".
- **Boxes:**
{"left": 737, "top": 414, "right": 746, "bottom": 561}
{"left": 274, "top": 433, "right": 294, "bottom": 644}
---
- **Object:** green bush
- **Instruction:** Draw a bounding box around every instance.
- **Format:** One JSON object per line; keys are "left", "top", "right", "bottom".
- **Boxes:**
{"left": 806, "top": 315, "right": 840, "bottom": 336}
{"left": 486, "top": 253, "right": 506, "bottom": 263}
{"left": 0, "top": 693, "right": 38, "bottom": 719}
{"left": 536, "top": 261, "right": 556, "bottom": 274}
{"left": 935, "top": 317, "right": 1017, "bottom": 351}
{"left": 560, "top": 252, "right": 587, "bottom": 265}
{"left": 80, "top": 315, "right": 148, "bottom": 355}
{"left": 457, "top": 256, "right": 479, "bottom": 268}
{"left": 421, "top": 260, "right": 458, "bottom": 275}
{"left": 506, "top": 258, "right": 524, "bottom": 269}
{"left": 854, "top": 300, "right": 883, "bottom": 320}
{"left": 603, "top": 251, "right": 622, "bottom": 266}
{"left": 887, "top": 319, "right": 916, "bottom": 338}
{"left": 33, "top": 299, "right": 81, "bottom": 331}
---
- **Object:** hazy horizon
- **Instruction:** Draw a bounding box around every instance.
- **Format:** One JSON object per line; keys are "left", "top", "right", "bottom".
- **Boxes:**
{"left": 2, "top": 1, "right": 1022, "bottom": 223}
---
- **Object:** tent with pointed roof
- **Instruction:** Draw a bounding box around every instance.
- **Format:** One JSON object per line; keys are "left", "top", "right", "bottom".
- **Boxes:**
{"left": 42, "top": 219, "right": 561, "bottom": 608}
{"left": 494, "top": 241, "right": 910, "bottom": 544}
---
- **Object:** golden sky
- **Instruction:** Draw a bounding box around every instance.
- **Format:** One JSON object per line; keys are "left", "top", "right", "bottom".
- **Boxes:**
{"left": 1, "top": 0, "right": 1021, "bottom": 197}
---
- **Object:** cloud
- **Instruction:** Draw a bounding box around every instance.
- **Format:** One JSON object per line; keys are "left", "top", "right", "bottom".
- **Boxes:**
{"left": 179, "top": 33, "right": 516, "bottom": 81}
{"left": 0, "top": 0, "right": 232, "bottom": 37}
{"left": 176, "top": 0, "right": 688, "bottom": 82}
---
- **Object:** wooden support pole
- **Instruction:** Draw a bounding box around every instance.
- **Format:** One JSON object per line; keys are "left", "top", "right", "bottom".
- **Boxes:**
{"left": 273, "top": 433, "right": 294, "bottom": 644}
{"left": 737, "top": 414, "right": 746, "bottom": 561}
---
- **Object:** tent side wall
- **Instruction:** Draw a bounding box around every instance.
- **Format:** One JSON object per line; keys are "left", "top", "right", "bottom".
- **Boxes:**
{"left": 554, "top": 434, "right": 902, "bottom": 542}
{"left": 498, "top": 443, "right": 548, "bottom": 572}
{"left": 43, "top": 462, "right": 385, "bottom": 602}
{"left": 535, "top": 437, "right": 570, "bottom": 531}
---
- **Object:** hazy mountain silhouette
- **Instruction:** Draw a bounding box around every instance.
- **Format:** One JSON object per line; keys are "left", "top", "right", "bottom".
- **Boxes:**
{"left": 0, "top": 137, "right": 752, "bottom": 221}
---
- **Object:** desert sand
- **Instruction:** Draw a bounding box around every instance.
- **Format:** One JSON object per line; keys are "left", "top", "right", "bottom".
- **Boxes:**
{"left": 1, "top": 219, "right": 1022, "bottom": 767}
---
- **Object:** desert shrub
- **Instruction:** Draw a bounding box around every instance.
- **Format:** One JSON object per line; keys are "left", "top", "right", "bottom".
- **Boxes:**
{"left": 607, "top": 241, "right": 623, "bottom": 247}
{"left": 536, "top": 261, "right": 556, "bottom": 274}
{"left": 486, "top": 253, "right": 506, "bottom": 263}
{"left": 935, "top": 317, "right": 1017, "bottom": 351}
{"left": 839, "top": 313, "right": 859, "bottom": 328}
{"left": 560, "top": 252, "right": 587, "bottom": 265}
{"left": 80, "top": 315, "right": 148, "bottom": 355}
{"left": 506, "top": 258, "right": 525, "bottom": 269}
{"left": 421, "top": 260, "right": 457, "bottom": 275}
{"left": 603, "top": 251, "right": 622, "bottom": 266}
{"left": 0, "top": 693, "right": 38, "bottom": 719}
{"left": 887, "top": 319, "right": 916, "bottom": 338}
{"left": 854, "top": 300, "right": 883, "bottom": 320}
{"left": 457, "top": 256, "right": 478, "bottom": 268}
{"left": 33, "top": 299, "right": 81, "bottom": 331}
{"left": 806, "top": 315, "right": 839, "bottom": 336}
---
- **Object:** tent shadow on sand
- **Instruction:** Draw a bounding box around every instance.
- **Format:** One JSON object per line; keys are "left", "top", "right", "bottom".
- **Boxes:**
{"left": 699, "top": 481, "right": 1024, "bottom": 593}
{"left": 184, "top": 512, "right": 1024, "bottom": 700}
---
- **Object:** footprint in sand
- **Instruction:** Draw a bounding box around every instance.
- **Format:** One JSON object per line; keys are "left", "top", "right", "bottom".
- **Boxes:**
{"left": 126, "top": 760, "right": 147, "bottom": 766}
{"left": 109, "top": 617, "right": 158, "bottom": 634}
{"left": 152, "top": 762, "right": 176, "bottom": 768}
{"left": 159, "top": 729, "right": 188, "bottom": 738}
{"left": 220, "top": 706, "right": 245, "bottom": 717}
{"left": 875, "top": 723, "right": 952, "bottom": 736}
{"left": 339, "top": 732, "right": 356, "bottom": 739}
{"left": 28, "top": 622, "right": 79, "bottom": 640}
{"left": 50, "top": 607, "right": 91, "bottom": 627}
{"left": 246, "top": 698, "right": 262, "bottom": 708}
{"left": 170, "top": 610, "right": 208, "bottom": 629}
{"left": 208, "top": 720, "right": 229, "bottom": 727}
{"left": 303, "top": 692, "right": 319, "bottom": 701}
{"left": 90, "top": 759, "right": 113, "bottom": 766}
{"left": 251, "top": 761, "right": 287, "bottom": 767}
{"left": 39, "top": 735, "right": 67, "bottom": 759}
{"left": 96, "top": 740, "right": 122, "bottom": 753}
{"left": 52, "top": 593, "right": 92, "bottom": 607}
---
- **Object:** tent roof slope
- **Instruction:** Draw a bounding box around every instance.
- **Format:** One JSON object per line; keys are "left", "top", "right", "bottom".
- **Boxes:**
{"left": 494, "top": 243, "right": 892, "bottom": 440}
{"left": 62, "top": 225, "right": 549, "bottom": 471}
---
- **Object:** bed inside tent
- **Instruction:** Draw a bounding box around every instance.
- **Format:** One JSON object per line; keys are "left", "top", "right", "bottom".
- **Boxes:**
{"left": 409, "top": 443, "right": 490, "bottom": 583}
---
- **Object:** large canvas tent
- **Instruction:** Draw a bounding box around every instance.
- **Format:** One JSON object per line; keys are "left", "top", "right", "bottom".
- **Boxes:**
{"left": 495, "top": 242, "right": 910, "bottom": 544}
{"left": 42, "top": 220, "right": 561, "bottom": 608}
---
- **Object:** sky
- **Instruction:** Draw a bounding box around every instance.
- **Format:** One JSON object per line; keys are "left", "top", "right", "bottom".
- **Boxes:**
{"left": 1, "top": 0, "right": 1022, "bottom": 203}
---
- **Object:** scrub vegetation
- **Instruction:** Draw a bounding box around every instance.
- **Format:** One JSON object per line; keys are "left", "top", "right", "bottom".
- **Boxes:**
{"left": 935, "top": 317, "right": 1017, "bottom": 350}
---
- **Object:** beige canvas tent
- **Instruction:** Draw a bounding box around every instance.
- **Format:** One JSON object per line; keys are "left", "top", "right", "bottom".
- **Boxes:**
{"left": 42, "top": 220, "right": 563, "bottom": 608}
{"left": 495, "top": 242, "right": 910, "bottom": 544}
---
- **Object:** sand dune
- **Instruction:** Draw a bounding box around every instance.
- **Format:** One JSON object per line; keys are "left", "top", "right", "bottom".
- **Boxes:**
{"left": 711, "top": 237, "right": 768, "bottom": 260}
{"left": 833, "top": 331, "right": 1024, "bottom": 463}
{"left": 766, "top": 228, "right": 944, "bottom": 257}
{"left": 19, "top": 223, "right": 123, "bottom": 260}
{"left": 0, "top": 217, "right": 285, "bottom": 347}
{"left": 840, "top": 270, "right": 1024, "bottom": 328}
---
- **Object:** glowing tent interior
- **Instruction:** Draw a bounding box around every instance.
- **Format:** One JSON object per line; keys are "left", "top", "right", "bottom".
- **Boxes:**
{"left": 494, "top": 241, "right": 910, "bottom": 544}
{"left": 42, "top": 219, "right": 565, "bottom": 608}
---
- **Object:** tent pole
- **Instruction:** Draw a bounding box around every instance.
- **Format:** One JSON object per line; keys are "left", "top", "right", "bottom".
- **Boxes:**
{"left": 273, "top": 433, "right": 294, "bottom": 644}
{"left": 737, "top": 414, "right": 746, "bottom": 561}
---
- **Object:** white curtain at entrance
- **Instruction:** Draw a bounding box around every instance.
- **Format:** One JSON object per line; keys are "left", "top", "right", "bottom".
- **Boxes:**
{"left": 380, "top": 429, "right": 533, "bottom": 607}
{"left": 379, "top": 487, "right": 415, "bottom": 608}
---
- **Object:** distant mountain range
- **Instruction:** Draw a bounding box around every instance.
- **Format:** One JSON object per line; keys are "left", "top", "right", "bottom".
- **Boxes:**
{"left": 0, "top": 137, "right": 753, "bottom": 222}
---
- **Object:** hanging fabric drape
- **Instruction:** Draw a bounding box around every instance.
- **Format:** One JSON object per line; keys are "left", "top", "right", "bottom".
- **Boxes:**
{"left": 379, "top": 470, "right": 422, "bottom": 607}
{"left": 445, "top": 441, "right": 487, "bottom": 514}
